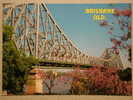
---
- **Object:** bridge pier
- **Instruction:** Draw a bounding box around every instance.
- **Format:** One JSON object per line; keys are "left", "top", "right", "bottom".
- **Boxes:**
{"left": 24, "top": 68, "right": 44, "bottom": 95}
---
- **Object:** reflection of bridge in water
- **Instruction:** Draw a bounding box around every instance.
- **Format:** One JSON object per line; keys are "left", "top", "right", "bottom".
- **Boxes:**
{"left": 3, "top": 0, "right": 123, "bottom": 68}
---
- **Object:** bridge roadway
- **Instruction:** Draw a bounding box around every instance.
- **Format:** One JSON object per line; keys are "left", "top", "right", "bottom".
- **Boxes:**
{"left": 34, "top": 59, "right": 93, "bottom": 68}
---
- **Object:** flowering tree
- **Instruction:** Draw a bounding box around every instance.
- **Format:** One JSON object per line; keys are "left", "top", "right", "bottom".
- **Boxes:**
{"left": 84, "top": 66, "right": 132, "bottom": 95}
{"left": 68, "top": 67, "right": 89, "bottom": 94}
{"left": 68, "top": 67, "right": 132, "bottom": 95}
{"left": 99, "top": 7, "right": 132, "bottom": 63}
{"left": 36, "top": 67, "right": 132, "bottom": 95}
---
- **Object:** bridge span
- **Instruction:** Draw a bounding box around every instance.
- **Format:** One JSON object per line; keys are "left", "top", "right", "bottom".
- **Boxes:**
{"left": 2, "top": 0, "right": 123, "bottom": 68}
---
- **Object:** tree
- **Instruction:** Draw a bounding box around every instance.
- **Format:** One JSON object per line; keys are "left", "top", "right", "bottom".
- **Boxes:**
{"left": 84, "top": 66, "right": 132, "bottom": 95}
{"left": 99, "top": 6, "right": 132, "bottom": 63}
{"left": 118, "top": 67, "right": 132, "bottom": 81}
{"left": 69, "top": 67, "right": 89, "bottom": 95}
{"left": 69, "top": 67, "right": 132, "bottom": 95}
{"left": 40, "top": 70, "right": 65, "bottom": 94}
{"left": 3, "top": 25, "right": 39, "bottom": 94}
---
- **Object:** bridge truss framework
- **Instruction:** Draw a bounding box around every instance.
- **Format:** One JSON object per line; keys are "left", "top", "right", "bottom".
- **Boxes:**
{"left": 2, "top": 0, "right": 123, "bottom": 68}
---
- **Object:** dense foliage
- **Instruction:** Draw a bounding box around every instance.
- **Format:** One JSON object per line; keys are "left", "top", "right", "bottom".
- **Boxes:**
{"left": 3, "top": 25, "right": 39, "bottom": 94}
{"left": 38, "top": 66, "right": 132, "bottom": 95}
{"left": 69, "top": 67, "right": 132, "bottom": 95}
{"left": 118, "top": 68, "right": 132, "bottom": 81}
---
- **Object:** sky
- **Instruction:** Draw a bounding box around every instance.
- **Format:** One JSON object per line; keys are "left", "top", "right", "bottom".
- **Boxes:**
{"left": 47, "top": 4, "right": 130, "bottom": 57}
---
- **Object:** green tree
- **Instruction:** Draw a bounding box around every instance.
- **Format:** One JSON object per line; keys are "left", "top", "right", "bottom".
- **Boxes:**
{"left": 3, "top": 25, "right": 39, "bottom": 94}
{"left": 118, "top": 68, "right": 132, "bottom": 81}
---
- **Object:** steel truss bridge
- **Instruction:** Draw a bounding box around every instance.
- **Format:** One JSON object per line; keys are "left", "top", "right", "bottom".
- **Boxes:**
{"left": 2, "top": 0, "right": 123, "bottom": 68}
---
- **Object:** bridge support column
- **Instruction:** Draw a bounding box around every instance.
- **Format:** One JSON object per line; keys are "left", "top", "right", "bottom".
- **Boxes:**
{"left": 24, "top": 68, "right": 44, "bottom": 95}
